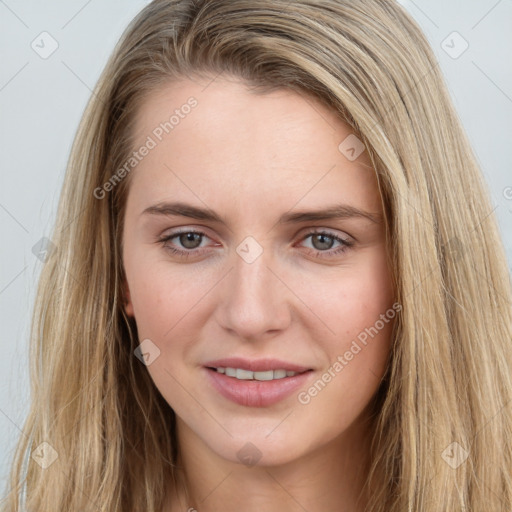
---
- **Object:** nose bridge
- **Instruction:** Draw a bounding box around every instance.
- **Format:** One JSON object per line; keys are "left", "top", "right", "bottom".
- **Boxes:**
{"left": 217, "top": 235, "right": 290, "bottom": 338}
{"left": 231, "top": 235, "right": 275, "bottom": 311}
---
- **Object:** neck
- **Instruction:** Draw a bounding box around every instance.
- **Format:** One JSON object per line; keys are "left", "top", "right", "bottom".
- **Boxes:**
{"left": 165, "top": 411, "right": 374, "bottom": 512}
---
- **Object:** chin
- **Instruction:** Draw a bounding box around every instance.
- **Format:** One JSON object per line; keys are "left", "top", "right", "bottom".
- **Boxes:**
{"left": 201, "top": 428, "right": 306, "bottom": 468}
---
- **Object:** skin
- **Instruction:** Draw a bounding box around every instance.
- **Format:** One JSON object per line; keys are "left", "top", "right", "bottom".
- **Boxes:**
{"left": 122, "top": 74, "right": 396, "bottom": 512}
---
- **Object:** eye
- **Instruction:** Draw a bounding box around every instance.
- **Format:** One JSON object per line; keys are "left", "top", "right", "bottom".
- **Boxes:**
{"left": 157, "top": 229, "right": 212, "bottom": 259}
{"left": 157, "top": 228, "right": 354, "bottom": 260}
{"left": 298, "top": 230, "right": 354, "bottom": 258}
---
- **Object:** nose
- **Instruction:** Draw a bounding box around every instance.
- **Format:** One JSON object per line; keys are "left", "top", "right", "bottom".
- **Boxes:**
{"left": 214, "top": 239, "right": 292, "bottom": 340}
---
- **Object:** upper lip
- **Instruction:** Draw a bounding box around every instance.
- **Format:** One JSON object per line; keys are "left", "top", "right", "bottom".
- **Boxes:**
{"left": 203, "top": 357, "right": 312, "bottom": 373}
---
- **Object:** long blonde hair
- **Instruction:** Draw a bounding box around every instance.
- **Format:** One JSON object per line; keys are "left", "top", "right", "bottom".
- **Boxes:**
{"left": 3, "top": 0, "right": 512, "bottom": 510}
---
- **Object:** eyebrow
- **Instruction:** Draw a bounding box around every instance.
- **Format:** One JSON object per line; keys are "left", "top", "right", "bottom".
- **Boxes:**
{"left": 141, "top": 201, "right": 383, "bottom": 225}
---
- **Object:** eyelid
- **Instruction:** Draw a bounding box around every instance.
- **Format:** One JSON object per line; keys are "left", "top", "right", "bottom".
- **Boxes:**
{"left": 159, "top": 225, "right": 353, "bottom": 243}
{"left": 158, "top": 226, "right": 354, "bottom": 260}
{"left": 158, "top": 226, "right": 217, "bottom": 242}
{"left": 295, "top": 229, "right": 354, "bottom": 257}
{"left": 294, "top": 226, "right": 354, "bottom": 244}
{"left": 159, "top": 227, "right": 218, "bottom": 247}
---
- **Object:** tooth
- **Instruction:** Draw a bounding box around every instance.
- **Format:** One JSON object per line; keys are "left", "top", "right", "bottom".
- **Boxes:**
{"left": 254, "top": 370, "right": 274, "bottom": 381}
{"left": 220, "top": 367, "right": 299, "bottom": 380}
{"left": 225, "top": 367, "right": 236, "bottom": 377}
{"left": 236, "top": 368, "right": 254, "bottom": 380}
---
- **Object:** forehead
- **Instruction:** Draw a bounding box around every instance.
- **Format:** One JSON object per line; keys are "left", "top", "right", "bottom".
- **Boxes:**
{"left": 127, "top": 76, "right": 381, "bottom": 218}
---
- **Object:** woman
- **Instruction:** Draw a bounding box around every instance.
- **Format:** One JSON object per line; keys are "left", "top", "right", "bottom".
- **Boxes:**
{"left": 3, "top": 0, "right": 511, "bottom": 511}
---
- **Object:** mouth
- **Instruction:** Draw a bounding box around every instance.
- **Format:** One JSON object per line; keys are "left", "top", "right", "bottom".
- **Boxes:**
{"left": 202, "top": 358, "right": 315, "bottom": 407}
{"left": 206, "top": 366, "right": 311, "bottom": 381}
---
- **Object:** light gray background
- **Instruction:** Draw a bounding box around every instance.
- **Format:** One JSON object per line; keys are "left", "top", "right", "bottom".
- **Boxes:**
{"left": 1, "top": 0, "right": 511, "bottom": 496}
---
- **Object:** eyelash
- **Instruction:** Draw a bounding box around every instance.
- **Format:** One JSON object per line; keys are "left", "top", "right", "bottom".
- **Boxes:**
{"left": 157, "top": 228, "right": 354, "bottom": 260}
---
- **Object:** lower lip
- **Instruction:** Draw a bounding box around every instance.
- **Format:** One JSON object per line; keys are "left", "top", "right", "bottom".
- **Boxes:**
{"left": 204, "top": 367, "right": 314, "bottom": 407}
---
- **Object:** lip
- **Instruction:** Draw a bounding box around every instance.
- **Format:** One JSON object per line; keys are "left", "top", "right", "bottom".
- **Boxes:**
{"left": 203, "top": 357, "right": 312, "bottom": 373}
{"left": 203, "top": 366, "right": 314, "bottom": 408}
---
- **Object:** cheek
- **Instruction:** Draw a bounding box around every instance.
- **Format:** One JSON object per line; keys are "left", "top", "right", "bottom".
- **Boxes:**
{"left": 297, "top": 251, "right": 394, "bottom": 345}
{"left": 293, "top": 250, "right": 395, "bottom": 394}
{"left": 128, "top": 270, "right": 198, "bottom": 342}
{"left": 124, "top": 257, "right": 228, "bottom": 400}
{"left": 327, "top": 279, "right": 394, "bottom": 395}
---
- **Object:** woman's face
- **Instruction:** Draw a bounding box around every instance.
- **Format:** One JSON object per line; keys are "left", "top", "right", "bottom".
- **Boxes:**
{"left": 122, "top": 75, "right": 396, "bottom": 467}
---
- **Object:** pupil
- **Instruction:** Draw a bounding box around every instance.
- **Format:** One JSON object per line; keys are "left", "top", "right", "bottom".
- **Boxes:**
{"left": 313, "top": 234, "right": 333, "bottom": 250}
{"left": 181, "top": 232, "right": 201, "bottom": 249}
